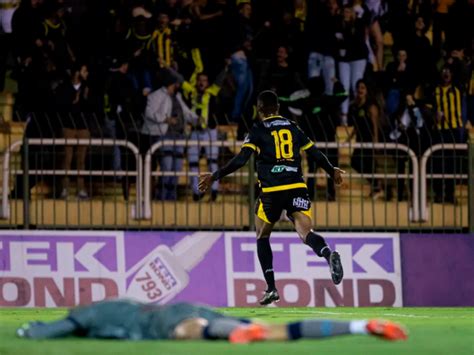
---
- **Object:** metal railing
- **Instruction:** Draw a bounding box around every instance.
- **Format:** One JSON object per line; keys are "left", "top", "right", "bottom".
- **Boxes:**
{"left": 1, "top": 138, "right": 142, "bottom": 220}
{"left": 0, "top": 134, "right": 471, "bottom": 231}
{"left": 420, "top": 143, "right": 468, "bottom": 221}
{"left": 143, "top": 140, "right": 419, "bottom": 228}
{"left": 143, "top": 139, "right": 246, "bottom": 219}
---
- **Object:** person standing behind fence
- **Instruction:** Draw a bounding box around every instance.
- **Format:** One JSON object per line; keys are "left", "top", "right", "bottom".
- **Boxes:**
{"left": 151, "top": 11, "right": 175, "bottom": 70}
{"left": 336, "top": 4, "right": 368, "bottom": 125}
{"left": 348, "top": 79, "right": 384, "bottom": 199}
{"left": 125, "top": 6, "right": 155, "bottom": 106}
{"left": 228, "top": 2, "right": 254, "bottom": 122}
{"left": 182, "top": 67, "right": 228, "bottom": 201}
{"left": 141, "top": 70, "right": 198, "bottom": 200}
{"left": 306, "top": 0, "right": 339, "bottom": 96}
{"left": 103, "top": 57, "right": 135, "bottom": 188}
{"left": 56, "top": 63, "right": 91, "bottom": 199}
{"left": 431, "top": 65, "right": 463, "bottom": 204}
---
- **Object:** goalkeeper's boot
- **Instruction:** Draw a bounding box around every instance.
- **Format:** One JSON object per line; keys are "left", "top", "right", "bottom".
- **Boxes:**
{"left": 329, "top": 251, "right": 344, "bottom": 285}
{"left": 367, "top": 320, "right": 408, "bottom": 341}
{"left": 229, "top": 324, "right": 267, "bottom": 344}
{"left": 259, "top": 289, "right": 280, "bottom": 306}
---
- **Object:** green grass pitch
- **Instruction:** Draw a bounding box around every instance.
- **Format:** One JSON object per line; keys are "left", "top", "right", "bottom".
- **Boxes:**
{"left": 0, "top": 307, "right": 473, "bottom": 355}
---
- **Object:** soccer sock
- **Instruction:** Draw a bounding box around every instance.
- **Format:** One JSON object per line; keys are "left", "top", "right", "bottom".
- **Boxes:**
{"left": 287, "top": 320, "right": 368, "bottom": 340}
{"left": 257, "top": 238, "right": 276, "bottom": 291}
{"left": 305, "top": 232, "right": 331, "bottom": 261}
{"left": 24, "top": 318, "right": 77, "bottom": 339}
{"left": 203, "top": 318, "right": 249, "bottom": 340}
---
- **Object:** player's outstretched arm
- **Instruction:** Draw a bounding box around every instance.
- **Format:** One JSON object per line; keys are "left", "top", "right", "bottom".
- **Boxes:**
{"left": 199, "top": 147, "right": 254, "bottom": 193}
{"left": 305, "top": 145, "right": 345, "bottom": 186}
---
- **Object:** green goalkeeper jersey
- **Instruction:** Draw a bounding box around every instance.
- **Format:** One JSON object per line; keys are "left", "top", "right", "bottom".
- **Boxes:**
{"left": 68, "top": 300, "right": 227, "bottom": 340}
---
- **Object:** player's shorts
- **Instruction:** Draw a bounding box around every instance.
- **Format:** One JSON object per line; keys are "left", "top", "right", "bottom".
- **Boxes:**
{"left": 255, "top": 188, "right": 312, "bottom": 224}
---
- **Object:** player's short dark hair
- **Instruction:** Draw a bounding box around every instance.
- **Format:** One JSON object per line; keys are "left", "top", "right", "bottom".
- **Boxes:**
{"left": 257, "top": 90, "right": 279, "bottom": 115}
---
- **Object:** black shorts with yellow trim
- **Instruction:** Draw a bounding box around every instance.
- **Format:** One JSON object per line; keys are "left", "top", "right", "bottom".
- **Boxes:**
{"left": 255, "top": 188, "right": 312, "bottom": 224}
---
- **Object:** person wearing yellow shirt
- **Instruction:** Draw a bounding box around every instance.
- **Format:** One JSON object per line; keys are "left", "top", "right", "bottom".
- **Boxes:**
{"left": 182, "top": 66, "right": 228, "bottom": 201}
{"left": 432, "top": 66, "right": 463, "bottom": 203}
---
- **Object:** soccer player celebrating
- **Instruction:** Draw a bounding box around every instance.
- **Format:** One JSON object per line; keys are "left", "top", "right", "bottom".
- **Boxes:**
{"left": 199, "top": 90, "right": 345, "bottom": 305}
{"left": 17, "top": 299, "right": 408, "bottom": 342}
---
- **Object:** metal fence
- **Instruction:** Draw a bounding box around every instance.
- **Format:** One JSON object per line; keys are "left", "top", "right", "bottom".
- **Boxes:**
{"left": 0, "top": 112, "right": 472, "bottom": 232}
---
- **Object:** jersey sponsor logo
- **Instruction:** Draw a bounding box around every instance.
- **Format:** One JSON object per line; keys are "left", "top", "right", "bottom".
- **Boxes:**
{"left": 271, "top": 165, "right": 298, "bottom": 173}
{"left": 263, "top": 120, "right": 291, "bottom": 128}
{"left": 293, "top": 197, "right": 310, "bottom": 210}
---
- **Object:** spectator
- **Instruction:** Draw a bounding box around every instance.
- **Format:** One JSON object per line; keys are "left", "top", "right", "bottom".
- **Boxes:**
{"left": 407, "top": 16, "right": 436, "bottom": 89}
{"left": 306, "top": 0, "right": 339, "bottom": 96}
{"left": 384, "top": 48, "right": 415, "bottom": 116}
{"left": 259, "top": 45, "right": 305, "bottom": 117}
{"left": 348, "top": 79, "right": 384, "bottom": 198}
{"left": 35, "top": 1, "right": 75, "bottom": 74}
{"left": 275, "top": 9, "right": 304, "bottom": 72}
{"left": 103, "top": 57, "right": 135, "bottom": 176}
{"left": 182, "top": 68, "right": 227, "bottom": 201}
{"left": 191, "top": 0, "right": 224, "bottom": 76}
{"left": 360, "top": 0, "right": 385, "bottom": 72}
{"left": 125, "top": 6, "right": 155, "bottom": 100}
{"left": 56, "top": 63, "right": 91, "bottom": 199}
{"left": 336, "top": 4, "right": 369, "bottom": 125}
{"left": 228, "top": 2, "right": 254, "bottom": 122}
{"left": 11, "top": 0, "right": 44, "bottom": 60}
{"left": 173, "top": 0, "right": 202, "bottom": 80}
{"left": 431, "top": 65, "right": 463, "bottom": 203}
{"left": 11, "top": 0, "right": 45, "bottom": 112}
{"left": 151, "top": 12, "right": 175, "bottom": 70}
{"left": 444, "top": 48, "right": 470, "bottom": 137}
{"left": 141, "top": 70, "right": 197, "bottom": 200}
{"left": 389, "top": 94, "right": 429, "bottom": 201}
{"left": 297, "top": 81, "right": 346, "bottom": 201}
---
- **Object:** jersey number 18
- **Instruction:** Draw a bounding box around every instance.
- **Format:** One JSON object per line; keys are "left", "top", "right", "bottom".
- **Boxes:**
{"left": 271, "top": 129, "right": 294, "bottom": 159}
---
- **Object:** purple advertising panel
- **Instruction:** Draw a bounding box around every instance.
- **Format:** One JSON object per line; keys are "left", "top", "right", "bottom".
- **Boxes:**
{"left": 400, "top": 233, "right": 474, "bottom": 307}
{"left": 225, "top": 232, "right": 402, "bottom": 307}
{"left": 0, "top": 231, "right": 402, "bottom": 307}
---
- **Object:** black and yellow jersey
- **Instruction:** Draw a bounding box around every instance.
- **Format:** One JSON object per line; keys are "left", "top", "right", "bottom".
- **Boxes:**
{"left": 242, "top": 115, "right": 314, "bottom": 192}
{"left": 211, "top": 115, "right": 335, "bottom": 193}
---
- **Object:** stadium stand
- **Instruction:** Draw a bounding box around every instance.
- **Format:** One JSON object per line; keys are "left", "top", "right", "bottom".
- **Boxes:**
{"left": 0, "top": 0, "right": 472, "bottom": 231}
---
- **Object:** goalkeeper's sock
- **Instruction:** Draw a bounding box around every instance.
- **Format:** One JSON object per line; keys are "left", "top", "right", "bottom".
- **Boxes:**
{"left": 203, "top": 318, "right": 250, "bottom": 340}
{"left": 257, "top": 238, "right": 276, "bottom": 291}
{"left": 305, "top": 232, "right": 331, "bottom": 262}
{"left": 287, "top": 320, "right": 368, "bottom": 340}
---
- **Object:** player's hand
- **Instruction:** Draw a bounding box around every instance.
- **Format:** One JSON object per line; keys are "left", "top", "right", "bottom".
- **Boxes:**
{"left": 199, "top": 173, "right": 213, "bottom": 193}
{"left": 333, "top": 167, "right": 346, "bottom": 186}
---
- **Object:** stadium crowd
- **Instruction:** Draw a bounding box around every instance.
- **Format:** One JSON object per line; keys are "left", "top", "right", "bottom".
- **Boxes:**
{"left": 0, "top": 0, "right": 473, "bottom": 202}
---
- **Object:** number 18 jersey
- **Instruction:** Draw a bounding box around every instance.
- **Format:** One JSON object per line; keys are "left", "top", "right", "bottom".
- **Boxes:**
{"left": 242, "top": 115, "right": 314, "bottom": 193}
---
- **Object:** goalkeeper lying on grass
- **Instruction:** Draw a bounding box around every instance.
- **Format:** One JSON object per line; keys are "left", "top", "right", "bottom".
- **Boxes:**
{"left": 17, "top": 299, "right": 407, "bottom": 343}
